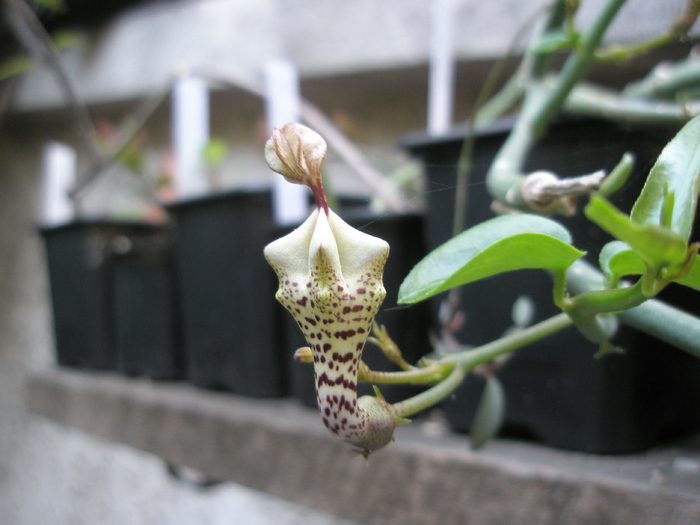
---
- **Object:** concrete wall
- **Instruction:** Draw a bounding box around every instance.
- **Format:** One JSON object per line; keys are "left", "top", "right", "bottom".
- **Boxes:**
{"left": 0, "top": 0, "right": 697, "bottom": 523}
{"left": 11, "top": 0, "right": 693, "bottom": 111}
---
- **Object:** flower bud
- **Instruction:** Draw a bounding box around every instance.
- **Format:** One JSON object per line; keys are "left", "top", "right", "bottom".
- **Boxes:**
{"left": 264, "top": 123, "right": 328, "bottom": 211}
{"left": 293, "top": 346, "right": 314, "bottom": 363}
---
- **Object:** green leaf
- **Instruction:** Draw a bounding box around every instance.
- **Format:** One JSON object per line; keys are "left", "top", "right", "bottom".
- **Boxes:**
{"left": 52, "top": 31, "right": 86, "bottom": 51}
{"left": 532, "top": 29, "right": 579, "bottom": 55}
{"left": 34, "top": 0, "right": 66, "bottom": 12}
{"left": 0, "top": 55, "right": 35, "bottom": 81}
{"left": 631, "top": 114, "right": 700, "bottom": 242}
{"left": 398, "top": 214, "right": 584, "bottom": 304}
{"left": 586, "top": 195, "right": 687, "bottom": 270}
{"left": 470, "top": 376, "right": 505, "bottom": 450}
{"left": 202, "top": 138, "right": 228, "bottom": 167}
{"left": 597, "top": 152, "right": 634, "bottom": 198}
{"left": 599, "top": 240, "right": 646, "bottom": 283}
{"left": 676, "top": 255, "right": 700, "bottom": 291}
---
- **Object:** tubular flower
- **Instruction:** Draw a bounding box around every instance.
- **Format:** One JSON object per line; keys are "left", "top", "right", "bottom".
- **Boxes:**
{"left": 264, "top": 123, "right": 399, "bottom": 456}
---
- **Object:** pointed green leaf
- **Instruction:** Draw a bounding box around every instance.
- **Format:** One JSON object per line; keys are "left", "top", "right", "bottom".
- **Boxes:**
{"left": 599, "top": 240, "right": 646, "bottom": 283}
{"left": 586, "top": 195, "right": 687, "bottom": 269}
{"left": 631, "top": 114, "right": 700, "bottom": 241}
{"left": 0, "top": 56, "right": 35, "bottom": 81}
{"left": 52, "top": 31, "right": 86, "bottom": 51}
{"left": 34, "top": 0, "right": 66, "bottom": 12}
{"left": 470, "top": 376, "right": 506, "bottom": 450}
{"left": 532, "top": 29, "right": 579, "bottom": 55}
{"left": 676, "top": 255, "right": 700, "bottom": 291}
{"left": 398, "top": 215, "right": 584, "bottom": 304}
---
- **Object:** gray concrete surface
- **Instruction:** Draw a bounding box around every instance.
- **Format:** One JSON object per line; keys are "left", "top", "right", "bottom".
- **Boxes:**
{"left": 26, "top": 369, "right": 700, "bottom": 525}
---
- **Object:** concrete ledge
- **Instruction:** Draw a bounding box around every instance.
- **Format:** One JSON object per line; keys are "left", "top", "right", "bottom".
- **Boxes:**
{"left": 27, "top": 369, "right": 700, "bottom": 525}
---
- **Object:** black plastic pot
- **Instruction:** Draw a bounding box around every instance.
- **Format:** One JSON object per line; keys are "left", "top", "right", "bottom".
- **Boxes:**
{"left": 40, "top": 220, "right": 173, "bottom": 372}
{"left": 282, "top": 211, "right": 432, "bottom": 409}
{"left": 166, "top": 189, "right": 285, "bottom": 397}
{"left": 110, "top": 230, "right": 184, "bottom": 380}
{"left": 401, "top": 117, "right": 700, "bottom": 453}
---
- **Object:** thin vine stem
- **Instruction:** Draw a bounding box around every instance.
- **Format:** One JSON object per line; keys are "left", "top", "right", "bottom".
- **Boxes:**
{"left": 444, "top": 312, "right": 574, "bottom": 369}
{"left": 485, "top": 0, "right": 629, "bottom": 209}
{"left": 392, "top": 363, "right": 466, "bottom": 418}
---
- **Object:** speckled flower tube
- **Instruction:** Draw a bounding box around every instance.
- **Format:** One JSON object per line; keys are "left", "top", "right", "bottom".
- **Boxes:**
{"left": 264, "top": 123, "right": 400, "bottom": 456}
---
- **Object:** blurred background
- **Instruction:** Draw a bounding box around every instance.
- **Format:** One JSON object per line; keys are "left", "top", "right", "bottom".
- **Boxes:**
{"left": 0, "top": 0, "right": 696, "bottom": 523}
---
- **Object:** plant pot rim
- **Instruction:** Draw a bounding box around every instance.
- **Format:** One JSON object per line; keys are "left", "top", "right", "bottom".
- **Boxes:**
{"left": 399, "top": 114, "right": 679, "bottom": 155}
{"left": 38, "top": 218, "right": 167, "bottom": 235}
{"left": 398, "top": 115, "right": 517, "bottom": 153}
{"left": 164, "top": 187, "right": 272, "bottom": 213}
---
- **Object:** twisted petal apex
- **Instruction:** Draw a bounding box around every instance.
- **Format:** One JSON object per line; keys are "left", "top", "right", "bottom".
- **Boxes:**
{"left": 264, "top": 123, "right": 327, "bottom": 194}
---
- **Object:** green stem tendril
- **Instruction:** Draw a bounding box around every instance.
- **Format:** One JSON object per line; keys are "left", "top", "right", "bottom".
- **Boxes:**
{"left": 392, "top": 364, "right": 466, "bottom": 419}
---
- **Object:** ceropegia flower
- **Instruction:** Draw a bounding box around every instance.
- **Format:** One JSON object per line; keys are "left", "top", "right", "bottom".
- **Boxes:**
{"left": 264, "top": 123, "right": 400, "bottom": 456}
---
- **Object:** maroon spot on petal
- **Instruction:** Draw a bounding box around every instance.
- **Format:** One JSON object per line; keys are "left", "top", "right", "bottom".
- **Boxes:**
{"left": 317, "top": 372, "right": 356, "bottom": 390}
{"left": 296, "top": 297, "right": 308, "bottom": 307}
{"left": 332, "top": 352, "right": 354, "bottom": 363}
{"left": 357, "top": 288, "right": 366, "bottom": 294}
{"left": 304, "top": 317, "right": 317, "bottom": 326}
{"left": 334, "top": 330, "right": 357, "bottom": 340}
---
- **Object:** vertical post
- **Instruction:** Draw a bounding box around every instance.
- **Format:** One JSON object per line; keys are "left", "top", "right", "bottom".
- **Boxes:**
{"left": 41, "top": 141, "right": 76, "bottom": 225}
{"left": 428, "top": 0, "right": 456, "bottom": 136}
{"left": 172, "top": 74, "right": 210, "bottom": 198}
{"left": 264, "top": 58, "right": 308, "bottom": 225}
